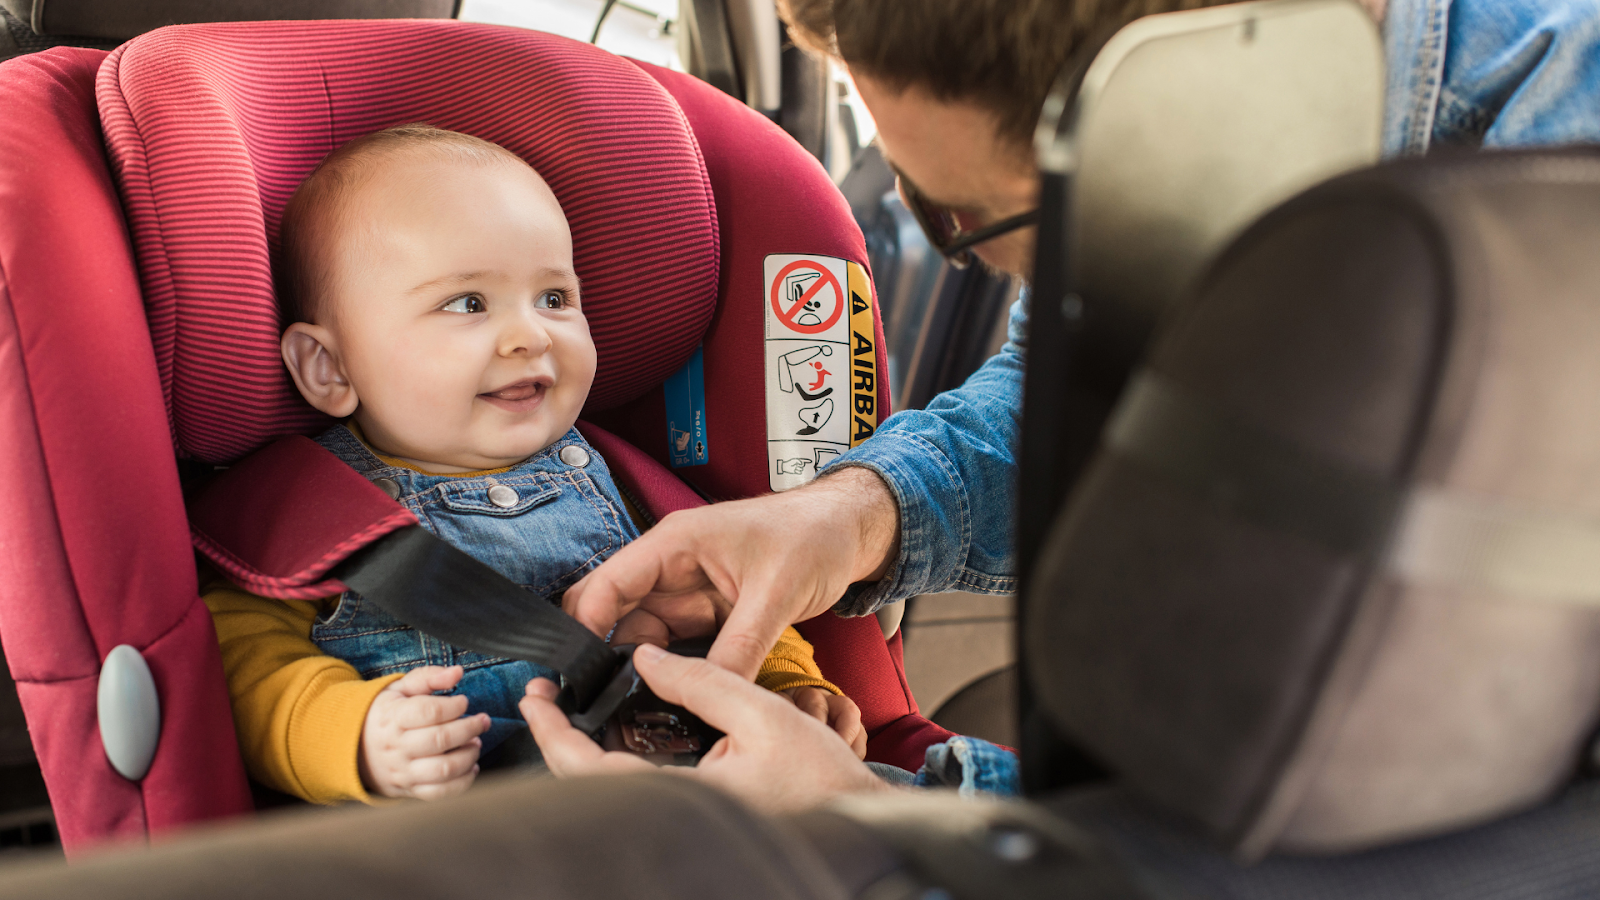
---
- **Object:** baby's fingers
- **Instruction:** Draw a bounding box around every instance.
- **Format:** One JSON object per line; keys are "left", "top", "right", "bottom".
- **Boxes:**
{"left": 400, "top": 713, "right": 490, "bottom": 757}
{"left": 391, "top": 665, "right": 465, "bottom": 697}
{"left": 393, "top": 692, "right": 471, "bottom": 730}
{"left": 785, "top": 687, "right": 831, "bottom": 723}
{"left": 826, "top": 696, "right": 866, "bottom": 760}
{"left": 408, "top": 740, "right": 482, "bottom": 790}
{"left": 411, "top": 765, "right": 480, "bottom": 802}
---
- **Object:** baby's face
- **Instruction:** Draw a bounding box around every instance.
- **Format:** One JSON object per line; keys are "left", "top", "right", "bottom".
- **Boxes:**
{"left": 317, "top": 154, "right": 593, "bottom": 472}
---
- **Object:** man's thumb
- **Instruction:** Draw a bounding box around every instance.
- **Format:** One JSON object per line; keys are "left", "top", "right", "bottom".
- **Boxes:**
{"left": 706, "top": 602, "right": 785, "bottom": 681}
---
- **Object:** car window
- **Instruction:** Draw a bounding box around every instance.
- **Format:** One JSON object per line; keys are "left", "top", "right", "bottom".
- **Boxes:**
{"left": 459, "top": 0, "right": 681, "bottom": 69}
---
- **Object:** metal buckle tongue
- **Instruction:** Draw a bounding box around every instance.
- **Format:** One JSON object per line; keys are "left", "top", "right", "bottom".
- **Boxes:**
{"left": 560, "top": 638, "right": 723, "bottom": 764}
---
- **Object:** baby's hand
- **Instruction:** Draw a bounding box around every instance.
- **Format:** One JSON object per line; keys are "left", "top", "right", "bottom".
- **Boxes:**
{"left": 359, "top": 665, "right": 491, "bottom": 800}
{"left": 784, "top": 687, "right": 866, "bottom": 760}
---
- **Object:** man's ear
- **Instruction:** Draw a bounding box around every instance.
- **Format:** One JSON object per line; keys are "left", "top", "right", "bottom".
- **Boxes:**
{"left": 281, "top": 323, "right": 359, "bottom": 417}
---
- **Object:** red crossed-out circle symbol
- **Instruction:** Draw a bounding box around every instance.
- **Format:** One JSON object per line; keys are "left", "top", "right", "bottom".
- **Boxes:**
{"left": 770, "top": 260, "right": 844, "bottom": 335}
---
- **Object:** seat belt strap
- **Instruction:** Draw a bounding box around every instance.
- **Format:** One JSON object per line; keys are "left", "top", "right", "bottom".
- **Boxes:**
{"left": 188, "top": 435, "right": 628, "bottom": 720}
{"left": 332, "top": 524, "right": 622, "bottom": 712}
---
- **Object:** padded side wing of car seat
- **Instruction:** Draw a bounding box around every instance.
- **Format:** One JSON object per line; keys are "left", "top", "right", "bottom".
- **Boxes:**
{"left": 0, "top": 48, "right": 252, "bottom": 852}
{"left": 594, "top": 61, "right": 892, "bottom": 504}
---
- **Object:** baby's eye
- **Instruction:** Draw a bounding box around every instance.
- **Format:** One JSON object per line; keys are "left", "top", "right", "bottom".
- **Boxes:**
{"left": 534, "top": 290, "right": 568, "bottom": 310}
{"left": 441, "top": 293, "right": 486, "bottom": 314}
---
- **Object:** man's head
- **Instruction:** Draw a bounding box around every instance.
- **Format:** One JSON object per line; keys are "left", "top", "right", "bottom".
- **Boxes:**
{"left": 277, "top": 124, "right": 595, "bottom": 473}
{"left": 780, "top": 0, "right": 1232, "bottom": 274}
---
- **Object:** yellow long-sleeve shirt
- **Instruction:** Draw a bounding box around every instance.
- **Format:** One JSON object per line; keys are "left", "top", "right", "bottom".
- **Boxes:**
{"left": 205, "top": 581, "right": 837, "bottom": 805}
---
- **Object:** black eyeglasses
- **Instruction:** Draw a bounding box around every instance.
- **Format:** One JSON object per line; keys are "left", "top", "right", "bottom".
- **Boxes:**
{"left": 893, "top": 165, "right": 1040, "bottom": 270}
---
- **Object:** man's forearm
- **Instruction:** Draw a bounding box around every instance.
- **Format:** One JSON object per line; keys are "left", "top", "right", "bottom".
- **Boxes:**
{"left": 806, "top": 464, "right": 901, "bottom": 584}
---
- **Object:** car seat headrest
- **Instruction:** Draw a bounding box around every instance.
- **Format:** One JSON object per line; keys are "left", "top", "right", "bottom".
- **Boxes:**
{"left": 96, "top": 20, "right": 719, "bottom": 464}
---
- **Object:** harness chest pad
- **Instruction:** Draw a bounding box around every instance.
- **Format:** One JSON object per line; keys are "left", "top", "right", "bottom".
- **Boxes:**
{"left": 95, "top": 20, "right": 720, "bottom": 464}
{"left": 189, "top": 435, "right": 418, "bottom": 599}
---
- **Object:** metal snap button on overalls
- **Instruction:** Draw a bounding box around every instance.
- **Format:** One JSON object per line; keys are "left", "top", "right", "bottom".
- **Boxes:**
{"left": 373, "top": 477, "right": 401, "bottom": 500}
{"left": 559, "top": 445, "right": 590, "bottom": 468}
{"left": 487, "top": 484, "right": 519, "bottom": 508}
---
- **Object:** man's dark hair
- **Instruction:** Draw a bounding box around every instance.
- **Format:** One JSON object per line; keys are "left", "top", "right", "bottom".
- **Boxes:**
{"left": 779, "top": 0, "right": 1232, "bottom": 150}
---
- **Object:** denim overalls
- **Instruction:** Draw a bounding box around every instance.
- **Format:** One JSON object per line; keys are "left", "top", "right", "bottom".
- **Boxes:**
{"left": 310, "top": 424, "right": 640, "bottom": 761}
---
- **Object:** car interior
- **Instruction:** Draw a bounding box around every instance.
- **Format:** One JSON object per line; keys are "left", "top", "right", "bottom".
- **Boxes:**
{"left": 1, "top": 0, "right": 1599, "bottom": 897}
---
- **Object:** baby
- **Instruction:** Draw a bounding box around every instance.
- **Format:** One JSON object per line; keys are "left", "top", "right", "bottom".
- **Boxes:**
{"left": 203, "top": 124, "right": 862, "bottom": 803}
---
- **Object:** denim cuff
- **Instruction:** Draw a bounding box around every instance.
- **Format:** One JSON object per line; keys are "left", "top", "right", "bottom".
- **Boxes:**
{"left": 913, "top": 736, "right": 1021, "bottom": 798}
{"left": 821, "top": 428, "right": 970, "bottom": 617}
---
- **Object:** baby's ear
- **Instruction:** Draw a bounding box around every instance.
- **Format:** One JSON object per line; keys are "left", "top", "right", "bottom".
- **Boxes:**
{"left": 281, "top": 323, "right": 359, "bottom": 417}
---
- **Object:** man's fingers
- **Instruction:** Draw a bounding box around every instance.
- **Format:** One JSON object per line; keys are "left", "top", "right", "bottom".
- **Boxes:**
{"left": 706, "top": 588, "right": 791, "bottom": 680}
{"left": 391, "top": 665, "right": 464, "bottom": 696}
{"left": 411, "top": 767, "right": 478, "bottom": 802}
{"left": 526, "top": 677, "right": 560, "bottom": 700}
{"left": 400, "top": 713, "right": 490, "bottom": 757}
{"left": 393, "top": 693, "right": 470, "bottom": 730}
{"left": 631, "top": 645, "right": 786, "bottom": 736}
{"left": 519, "top": 691, "right": 653, "bottom": 778}
{"left": 612, "top": 608, "right": 671, "bottom": 648}
{"left": 562, "top": 540, "right": 668, "bottom": 636}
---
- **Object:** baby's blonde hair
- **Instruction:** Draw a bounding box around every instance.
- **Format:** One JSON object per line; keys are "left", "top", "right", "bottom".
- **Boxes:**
{"left": 275, "top": 124, "right": 532, "bottom": 325}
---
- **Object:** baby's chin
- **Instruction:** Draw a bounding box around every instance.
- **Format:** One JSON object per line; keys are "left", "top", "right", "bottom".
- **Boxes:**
{"left": 376, "top": 436, "right": 557, "bottom": 474}
{"left": 458, "top": 427, "right": 576, "bottom": 470}
{"left": 365, "top": 413, "right": 576, "bottom": 472}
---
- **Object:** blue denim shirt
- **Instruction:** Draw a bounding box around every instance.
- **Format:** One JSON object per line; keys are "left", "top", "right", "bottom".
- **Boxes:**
{"left": 833, "top": 0, "right": 1600, "bottom": 794}
{"left": 310, "top": 425, "right": 639, "bottom": 760}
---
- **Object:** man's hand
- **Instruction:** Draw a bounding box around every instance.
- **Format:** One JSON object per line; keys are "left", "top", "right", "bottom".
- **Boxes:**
{"left": 563, "top": 467, "right": 901, "bottom": 679}
{"left": 521, "top": 644, "right": 894, "bottom": 813}
{"left": 784, "top": 687, "right": 866, "bottom": 760}
{"left": 359, "top": 665, "right": 490, "bottom": 801}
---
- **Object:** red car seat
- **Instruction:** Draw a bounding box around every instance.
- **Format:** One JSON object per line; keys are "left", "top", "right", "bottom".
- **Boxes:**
{"left": 0, "top": 21, "right": 954, "bottom": 854}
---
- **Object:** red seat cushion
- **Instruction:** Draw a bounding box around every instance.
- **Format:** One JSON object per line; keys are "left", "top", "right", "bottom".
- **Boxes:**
{"left": 96, "top": 20, "right": 720, "bottom": 463}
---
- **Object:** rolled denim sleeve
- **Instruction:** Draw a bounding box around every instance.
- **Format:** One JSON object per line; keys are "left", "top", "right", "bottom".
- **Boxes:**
{"left": 913, "top": 736, "right": 1022, "bottom": 798}
{"left": 825, "top": 294, "right": 1028, "bottom": 616}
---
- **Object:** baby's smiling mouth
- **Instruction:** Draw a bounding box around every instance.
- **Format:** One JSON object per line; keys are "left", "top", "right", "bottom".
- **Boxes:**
{"left": 480, "top": 378, "right": 550, "bottom": 411}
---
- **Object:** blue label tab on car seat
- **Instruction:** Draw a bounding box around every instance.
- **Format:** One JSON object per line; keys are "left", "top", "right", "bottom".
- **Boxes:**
{"left": 664, "top": 345, "right": 708, "bottom": 468}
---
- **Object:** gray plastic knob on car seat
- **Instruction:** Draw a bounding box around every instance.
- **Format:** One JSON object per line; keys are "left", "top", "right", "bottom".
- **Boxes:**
{"left": 97, "top": 644, "right": 161, "bottom": 781}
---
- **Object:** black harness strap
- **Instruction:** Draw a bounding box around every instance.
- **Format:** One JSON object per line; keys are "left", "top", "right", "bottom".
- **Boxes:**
{"left": 332, "top": 524, "right": 625, "bottom": 717}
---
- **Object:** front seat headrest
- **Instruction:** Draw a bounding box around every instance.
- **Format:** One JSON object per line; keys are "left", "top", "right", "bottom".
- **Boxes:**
{"left": 1029, "top": 147, "right": 1600, "bottom": 858}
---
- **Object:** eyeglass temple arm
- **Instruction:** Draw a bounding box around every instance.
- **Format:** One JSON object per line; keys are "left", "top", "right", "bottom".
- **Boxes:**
{"left": 943, "top": 208, "right": 1043, "bottom": 258}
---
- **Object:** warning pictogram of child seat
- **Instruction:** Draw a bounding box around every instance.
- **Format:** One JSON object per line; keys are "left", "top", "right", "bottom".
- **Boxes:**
{"left": 769, "top": 259, "right": 844, "bottom": 335}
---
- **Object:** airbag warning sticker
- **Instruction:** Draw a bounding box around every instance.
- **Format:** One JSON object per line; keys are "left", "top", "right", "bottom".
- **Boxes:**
{"left": 765, "top": 254, "right": 878, "bottom": 491}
